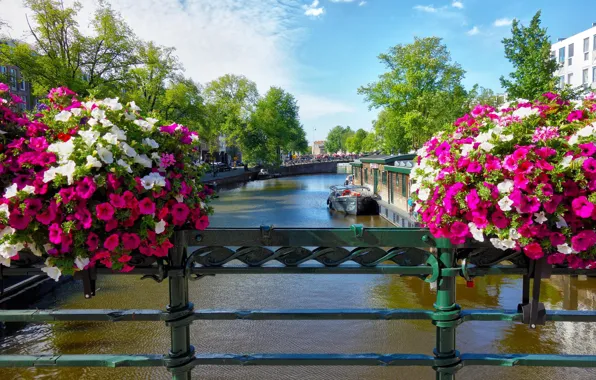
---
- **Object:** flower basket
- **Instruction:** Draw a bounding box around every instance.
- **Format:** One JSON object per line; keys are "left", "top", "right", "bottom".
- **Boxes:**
{"left": 0, "top": 84, "right": 212, "bottom": 282}
{"left": 411, "top": 92, "right": 596, "bottom": 269}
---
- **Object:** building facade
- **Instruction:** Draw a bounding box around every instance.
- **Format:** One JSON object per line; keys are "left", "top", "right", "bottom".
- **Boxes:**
{"left": 0, "top": 63, "right": 35, "bottom": 110}
{"left": 551, "top": 24, "right": 596, "bottom": 89}
{"left": 312, "top": 140, "right": 325, "bottom": 155}
{"left": 351, "top": 154, "right": 417, "bottom": 227}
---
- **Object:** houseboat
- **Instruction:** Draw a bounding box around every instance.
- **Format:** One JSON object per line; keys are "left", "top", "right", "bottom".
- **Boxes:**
{"left": 351, "top": 154, "right": 418, "bottom": 227}
{"left": 327, "top": 185, "right": 379, "bottom": 215}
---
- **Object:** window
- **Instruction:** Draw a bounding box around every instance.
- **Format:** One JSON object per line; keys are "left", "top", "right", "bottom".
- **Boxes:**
{"left": 401, "top": 174, "right": 407, "bottom": 197}
{"left": 19, "top": 80, "right": 25, "bottom": 91}
{"left": 382, "top": 171, "right": 387, "bottom": 185}
{"left": 568, "top": 73, "right": 574, "bottom": 84}
{"left": 559, "top": 76, "right": 565, "bottom": 88}
{"left": 0, "top": 66, "right": 5, "bottom": 74}
{"left": 9, "top": 69, "right": 16, "bottom": 89}
{"left": 395, "top": 174, "right": 399, "bottom": 186}
{"left": 585, "top": 38, "right": 590, "bottom": 61}
{"left": 583, "top": 69, "right": 589, "bottom": 85}
{"left": 593, "top": 67, "right": 596, "bottom": 82}
{"left": 364, "top": 168, "right": 368, "bottom": 183}
{"left": 559, "top": 47, "right": 565, "bottom": 63}
{"left": 569, "top": 43, "right": 574, "bottom": 57}
{"left": 594, "top": 35, "right": 596, "bottom": 50}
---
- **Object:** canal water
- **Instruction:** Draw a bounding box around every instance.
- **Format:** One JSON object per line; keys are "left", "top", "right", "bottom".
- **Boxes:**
{"left": 1, "top": 174, "right": 596, "bottom": 380}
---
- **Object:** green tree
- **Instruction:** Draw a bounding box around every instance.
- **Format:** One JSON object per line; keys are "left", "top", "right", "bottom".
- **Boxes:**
{"left": 361, "top": 131, "right": 381, "bottom": 153}
{"left": 358, "top": 37, "right": 469, "bottom": 151}
{"left": 345, "top": 128, "right": 368, "bottom": 153}
{"left": 0, "top": 0, "right": 138, "bottom": 97}
{"left": 468, "top": 86, "right": 505, "bottom": 108}
{"left": 500, "top": 11, "right": 558, "bottom": 99}
{"left": 325, "top": 125, "right": 354, "bottom": 154}
{"left": 203, "top": 74, "right": 259, "bottom": 148}
{"left": 245, "top": 87, "right": 306, "bottom": 165}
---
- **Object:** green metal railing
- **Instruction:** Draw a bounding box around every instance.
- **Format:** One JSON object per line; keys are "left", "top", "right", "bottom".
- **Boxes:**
{"left": 1, "top": 226, "right": 596, "bottom": 379}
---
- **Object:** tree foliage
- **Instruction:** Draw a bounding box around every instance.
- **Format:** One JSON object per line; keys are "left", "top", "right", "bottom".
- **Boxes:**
{"left": 325, "top": 125, "right": 353, "bottom": 154}
{"left": 358, "top": 37, "right": 470, "bottom": 152}
{"left": 500, "top": 11, "right": 558, "bottom": 100}
{"left": 345, "top": 128, "right": 368, "bottom": 153}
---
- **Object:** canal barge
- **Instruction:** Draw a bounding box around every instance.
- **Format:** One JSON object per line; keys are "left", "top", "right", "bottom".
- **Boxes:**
{"left": 327, "top": 185, "right": 379, "bottom": 215}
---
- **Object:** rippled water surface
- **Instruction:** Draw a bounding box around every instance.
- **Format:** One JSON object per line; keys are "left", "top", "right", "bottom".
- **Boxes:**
{"left": 2, "top": 174, "right": 596, "bottom": 379}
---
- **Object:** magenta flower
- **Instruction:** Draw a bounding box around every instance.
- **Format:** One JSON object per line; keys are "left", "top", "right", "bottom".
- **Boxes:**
{"left": 29, "top": 137, "right": 48, "bottom": 152}
{"left": 121, "top": 233, "right": 141, "bottom": 250}
{"left": 567, "top": 110, "right": 584, "bottom": 122}
{"left": 547, "top": 253, "right": 566, "bottom": 265}
{"left": 9, "top": 211, "right": 31, "bottom": 230}
{"left": 109, "top": 193, "right": 126, "bottom": 208}
{"left": 86, "top": 233, "right": 99, "bottom": 251}
{"left": 138, "top": 198, "right": 156, "bottom": 215}
{"left": 160, "top": 123, "right": 177, "bottom": 134}
{"left": 103, "top": 234, "right": 120, "bottom": 251}
{"left": 96, "top": 203, "right": 115, "bottom": 221}
{"left": 36, "top": 202, "right": 57, "bottom": 225}
{"left": 59, "top": 187, "right": 77, "bottom": 203}
{"left": 24, "top": 198, "right": 43, "bottom": 216}
{"left": 74, "top": 207, "right": 93, "bottom": 229}
{"left": 171, "top": 203, "right": 190, "bottom": 225}
{"left": 550, "top": 232, "right": 566, "bottom": 246}
{"left": 466, "top": 161, "right": 482, "bottom": 173}
{"left": 160, "top": 153, "right": 176, "bottom": 168}
{"left": 49, "top": 223, "right": 64, "bottom": 244}
{"left": 0, "top": 83, "right": 8, "bottom": 92}
{"left": 583, "top": 158, "right": 596, "bottom": 175}
{"left": 75, "top": 177, "right": 96, "bottom": 200}
{"left": 491, "top": 210, "right": 510, "bottom": 229}
{"left": 105, "top": 219, "right": 118, "bottom": 232}
{"left": 571, "top": 230, "right": 596, "bottom": 251}
{"left": 579, "top": 142, "right": 596, "bottom": 157}
{"left": 195, "top": 215, "right": 210, "bottom": 231}
{"left": 523, "top": 243, "right": 544, "bottom": 260}
{"left": 450, "top": 221, "right": 469, "bottom": 238}
{"left": 572, "top": 196, "right": 594, "bottom": 218}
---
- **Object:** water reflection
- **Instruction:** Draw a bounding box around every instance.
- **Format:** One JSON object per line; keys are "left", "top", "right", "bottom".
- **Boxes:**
{"left": 1, "top": 174, "right": 596, "bottom": 379}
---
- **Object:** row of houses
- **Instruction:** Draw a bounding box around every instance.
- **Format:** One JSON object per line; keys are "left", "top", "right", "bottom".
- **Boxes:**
{"left": 351, "top": 154, "right": 418, "bottom": 227}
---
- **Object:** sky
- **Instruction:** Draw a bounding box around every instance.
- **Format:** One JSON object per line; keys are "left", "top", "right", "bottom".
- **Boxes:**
{"left": 1, "top": 0, "right": 596, "bottom": 144}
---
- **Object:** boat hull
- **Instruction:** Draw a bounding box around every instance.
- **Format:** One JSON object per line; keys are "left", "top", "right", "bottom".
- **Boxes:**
{"left": 327, "top": 196, "right": 378, "bottom": 215}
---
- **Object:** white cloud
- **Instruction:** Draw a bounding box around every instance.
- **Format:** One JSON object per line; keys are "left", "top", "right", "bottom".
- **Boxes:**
{"left": 413, "top": 5, "right": 440, "bottom": 13}
{"left": 494, "top": 18, "right": 513, "bottom": 27}
{"left": 330, "top": 0, "right": 357, "bottom": 2}
{"left": 2, "top": 0, "right": 354, "bottom": 121}
{"left": 359, "top": 1, "right": 367, "bottom": 6}
{"left": 452, "top": 1, "right": 464, "bottom": 9}
{"left": 295, "top": 94, "right": 355, "bottom": 120}
{"left": 303, "top": 0, "right": 325, "bottom": 17}
{"left": 467, "top": 26, "right": 480, "bottom": 35}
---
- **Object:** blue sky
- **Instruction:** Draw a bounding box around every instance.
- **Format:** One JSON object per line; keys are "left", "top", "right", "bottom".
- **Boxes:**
{"left": 3, "top": 0, "right": 596, "bottom": 143}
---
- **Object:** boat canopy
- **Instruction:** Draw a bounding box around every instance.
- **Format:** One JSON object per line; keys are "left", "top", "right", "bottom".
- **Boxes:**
{"left": 329, "top": 185, "right": 371, "bottom": 192}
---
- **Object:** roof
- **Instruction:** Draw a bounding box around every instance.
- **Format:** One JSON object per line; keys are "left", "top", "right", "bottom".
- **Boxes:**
{"left": 313, "top": 140, "right": 325, "bottom": 144}
{"left": 360, "top": 153, "right": 416, "bottom": 164}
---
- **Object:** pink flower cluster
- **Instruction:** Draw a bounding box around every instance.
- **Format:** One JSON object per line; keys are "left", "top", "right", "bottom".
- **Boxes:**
{"left": 0, "top": 85, "right": 212, "bottom": 276}
{"left": 412, "top": 92, "right": 596, "bottom": 268}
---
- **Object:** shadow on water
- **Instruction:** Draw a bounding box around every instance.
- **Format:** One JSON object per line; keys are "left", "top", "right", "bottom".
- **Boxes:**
{"left": 2, "top": 174, "right": 596, "bottom": 379}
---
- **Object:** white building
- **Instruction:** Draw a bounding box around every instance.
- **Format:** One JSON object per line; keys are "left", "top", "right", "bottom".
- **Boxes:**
{"left": 551, "top": 23, "right": 596, "bottom": 89}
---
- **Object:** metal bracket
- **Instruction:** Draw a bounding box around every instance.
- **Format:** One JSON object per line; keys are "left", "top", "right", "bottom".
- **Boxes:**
{"left": 424, "top": 254, "right": 440, "bottom": 283}
{"left": 260, "top": 225, "right": 273, "bottom": 244}
{"left": 517, "top": 257, "right": 551, "bottom": 328}
{"left": 141, "top": 260, "right": 167, "bottom": 283}
{"left": 351, "top": 224, "right": 364, "bottom": 238}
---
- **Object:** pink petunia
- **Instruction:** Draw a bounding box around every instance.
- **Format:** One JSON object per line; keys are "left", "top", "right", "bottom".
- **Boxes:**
{"left": 138, "top": 198, "right": 156, "bottom": 215}
{"left": 523, "top": 243, "right": 544, "bottom": 260}
{"left": 109, "top": 193, "right": 126, "bottom": 208}
{"left": 121, "top": 233, "right": 141, "bottom": 251}
{"left": 86, "top": 233, "right": 100, "bottom": 251}
{"left": 103, "top": 234, "right": 120, "bottom": 251}
{"left": 96, "top": 203, "right": 115, "bottom": 221}
{"left": 49, "top": 223, "right": 64, "bottom": 244}
{"left": 75, "top": 177, "right": 96, "bottom": 200}
{"left": 571, "top": 230, "right": 596, "bottom": 252}
{"left": 571, "top": 196, "right": 595, "bottom": 218}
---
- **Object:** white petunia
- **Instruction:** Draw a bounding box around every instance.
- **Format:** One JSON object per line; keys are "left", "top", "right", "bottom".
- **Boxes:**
{"left": 87, "top": 117, "right": 99, "bottom": 127}
{"left": 475, "top": 132, "right": 492, "bottom": 143}
{"left": 91, "top": 108, "right": 106, "bottom": 120}
{"left": 134, "top": 119, "right": 151, "bottom": 130}
{"left": 78, "top": 130, "right": 100, "bottom": 146}
{"left": 568, "top": 134, "right": 579, "bottom": 145}
{"left": 128, "top": 101, "right": 141, "bottom": 112}
{"left": 82, "top": 101, "right": 95, "bottom": 110}
{"left": 410, "top": 181, "right": 420, "bottom": 193}
{"left": 0, "top": 241, "right": 23, "bottom": 260}
{"left": 0, "top": 203, "right": 10, "bottom": 218}
{"left": 117, "top": 159, "right": 133, "bottom": 173}
{"left": 146, "top": 117, "right": 158, "bottom": 126}
{"left": 54, "top": 160, "right": 76, "bottom": 185}
{"left": 418, "top": 187, "right": 430, "bottom": 201}
{"left": 120, "top": 142, "right": 137, "bottom": 157}
{"left": 497, "top": 196, "right": 513, "bottom": 211}
{"left": 557, "top": 243, "right": 575, "bottom": 255}
{"left": 43, "top": 167, "right": 58, "bottom": 183}
{"left": 509, "top": 229, "right": 522, "bottom": 240}
{"left": 500, "top": 134, "right": 513, "bottom": 142}
{"left": 41, "top": 259, "right": 62, "bottom": 281}
{"left": 54, "top": 110, "right": 72, "bottom": 122}
{"left": 556, "top": 216, "right": 568, "bottom": 229}
{"left": 561, "top": 155, "right": 573, "bottom": 168}
{"left": 22, "top": 185, "right": 35, "bottom": 194}
{"left": 140, "top": 172, "right": 166, "bottom": 190}
{"left": 28, "top": 244, "right": 43, "bottom": 257}
{"left": 512, "top": 107, "right": 539, "bottom": 119}
{"left": 124, "top": 112, "right": 137, "bottom": 121}
{"left": 102, "top": 133, "right": 118, "bottom": 145}
{"left": 97, "top": 147, "right": 114, "bottom": 164}
{"left": 47, "top": 139, "right": 74, "bottom": 163}
{"left": 71, "top": 108, "right": 82, "bottom": 116}
{"left": 151, "top": 152, "right": 160, "bottom": 160}
{"left": 134, "top": 154, "right": 153, "bottom": 168}
{"left": 577, "top": 125, "right": 594, "bottom": 137}
{"left": 100, "top": 118, "right": 113, "bottom": 127}
{"left": 479, "top": 141, "right": 494, "bottom": 152}
{"left": 155, "top": 220, "right": 166, "bottom": 234}
{"left": 468, "top": 222, "right": 484, "bottom": 242}
{"left": 460, "top": 144, "right": 474, "bottom": 156}
{"left": 74, "top": 256, "right": 90, "bottom": 270}
{"left": 4, "top": 183, "right": 18, "bottom": 199}
{"left": 103, "top": 97, "right": 123, "bottom": 111}
{"left": 175, "top": 195, "right": 184, "bottom": 203}
{"left": 534, "top": 211, "right": 548, "bottom": 224}
{"left": 86, "top": 155, "right": 102, "bottom": 168}
{"left": 110, "top": 126, "right": 127, "bottom": 141}
{"left": 497, "top": 180, "right": 514, "bottom": 194}
{"left": 143, "top": 138, "right": 159, "bottom": 149}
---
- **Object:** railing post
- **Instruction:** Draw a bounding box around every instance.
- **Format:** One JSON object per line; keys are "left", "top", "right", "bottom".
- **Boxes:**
{"left": 432, "top": 238, "right": 461, "bottom": 380}
{"left": 166, "top": 231, "right": 195, "bottom": 380}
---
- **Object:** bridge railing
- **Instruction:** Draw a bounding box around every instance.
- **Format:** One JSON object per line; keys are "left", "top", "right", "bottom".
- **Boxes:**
{"left": 1, "top": 226, "right": 596, "bottom": 379}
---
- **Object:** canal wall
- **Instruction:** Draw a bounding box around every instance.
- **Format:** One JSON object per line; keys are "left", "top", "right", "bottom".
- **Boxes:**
{"left": 278, "top": 162, "right": 340, "bottom": 176}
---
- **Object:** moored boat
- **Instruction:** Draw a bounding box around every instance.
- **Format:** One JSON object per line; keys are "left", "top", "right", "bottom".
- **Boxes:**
{"left": 327, "top": 185, "right": 379, "bottom": 215}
